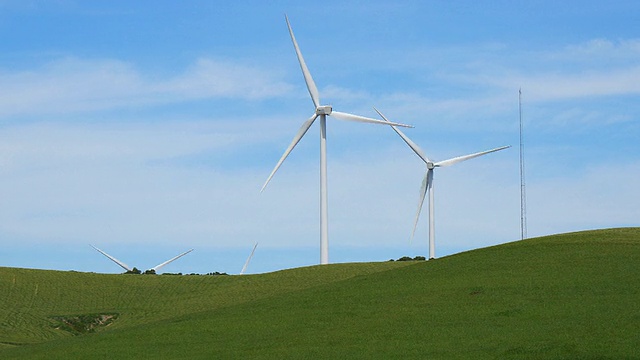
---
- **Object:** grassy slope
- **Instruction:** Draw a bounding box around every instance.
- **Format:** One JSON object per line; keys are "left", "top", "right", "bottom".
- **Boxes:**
{"left": 3, "top": 228, "right": 640, "bottom": 359}
{"left": 0, "top": 260, "right": 413, "bottom": 345}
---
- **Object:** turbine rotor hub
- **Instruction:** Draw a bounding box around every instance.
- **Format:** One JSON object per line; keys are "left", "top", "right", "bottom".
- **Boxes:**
{"left": 427, "top": 162, "right": 435, "bottom": 170}
{"left": 315, "top": 105, "right": 332, "bottom": 115}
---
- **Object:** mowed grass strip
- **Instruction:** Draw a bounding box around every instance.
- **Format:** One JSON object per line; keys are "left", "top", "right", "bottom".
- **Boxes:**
{"left": 3, "top": 228, "right": 640, "bottom": 359}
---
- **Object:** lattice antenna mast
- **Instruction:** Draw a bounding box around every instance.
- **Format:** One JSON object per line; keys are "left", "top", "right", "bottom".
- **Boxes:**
{"left": 519, "top": 89, "right": 528, "bottom": 240}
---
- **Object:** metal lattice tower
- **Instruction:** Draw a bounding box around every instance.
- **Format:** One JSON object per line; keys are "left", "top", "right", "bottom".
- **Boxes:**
{"left": 519, "top": 89, "right": 528, "bottom": 240}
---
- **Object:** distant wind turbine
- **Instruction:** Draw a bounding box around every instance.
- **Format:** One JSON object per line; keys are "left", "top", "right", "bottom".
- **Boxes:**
{"left": 240, "top": 242, "right": 258, "bottom": 275}
{"left": 261, "top": 15, "right": 413, "bottom": 265}
{"left": 375, "top": 108, "right": 510, "bottom": 260}
{"left": 90, "top": 245, "right": 193, "bottom": 273}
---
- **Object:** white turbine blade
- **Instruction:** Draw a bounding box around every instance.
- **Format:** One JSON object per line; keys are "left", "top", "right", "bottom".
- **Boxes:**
{"left": 410, "top": 170, "right": 430, "bottom": 243}
{"left": 330, "top": 111, "right": 413, "bottom": 128}
{"left": 435, "top": 145, "right": 511, "bottom": 167}
{"left": 90, "top": 244, "right": 133, "bottom": 272}
{"left": 374, "top": 107, "right": 431, "bottom": 164}
{"left": 151, "top": 249, "right": 194, "bottom": 272}
{"left": 240, "top": 242, "right": 258, "bottom": 275}
{"left": 261, "top": 113, "right": 318, "bottom": 192}
{"left": 285, "top": 15, "right": 320, "bottom": 108}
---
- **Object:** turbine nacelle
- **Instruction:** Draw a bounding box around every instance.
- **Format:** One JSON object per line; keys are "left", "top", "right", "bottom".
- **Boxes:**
{"left": 315, "top": 105, "right": 332, "bottom": 116}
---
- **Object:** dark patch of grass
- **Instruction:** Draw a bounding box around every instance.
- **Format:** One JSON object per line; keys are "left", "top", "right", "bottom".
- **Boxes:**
{"left": 49, "top": 313, "right": 118, "bottom": 335}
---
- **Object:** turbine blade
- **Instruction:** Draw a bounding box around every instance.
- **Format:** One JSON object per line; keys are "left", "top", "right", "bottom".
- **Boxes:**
{"left": 240, "top": 242, "right": 258, "bottom": 275}
{"left": 330, "top": 110, "right": 413, "bottom": 128}
{"left": 410, "top": 170, "right": 431, "bottom": 243}
{"left": 151, "top": 249, "right": 194, "bottom": 272}
{"left": 435, "top": 145, "right": 511, "bottom": 167}
{"left": 90, "top": 244, "right": 133, "bottom": 272}
{"left": 285, "top": 15, "right": 320, "bottom": 108}
{"left": 261, "top": 114, "right": 318, "bottom": 192}
{"left": 374, "top": 107, "right": 431, "bottom": 164}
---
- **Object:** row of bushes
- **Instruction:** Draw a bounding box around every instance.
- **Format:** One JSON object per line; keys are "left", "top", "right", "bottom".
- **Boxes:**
{"left": 389, "top": 256, "right": 426, "bottom": 262}
{"left": 123, "top": 268, "right": 228, "bottom": 276}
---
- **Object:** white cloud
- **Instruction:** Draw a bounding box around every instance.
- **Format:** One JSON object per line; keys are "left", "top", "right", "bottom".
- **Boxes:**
{"left": 160, "top": 58, "right": 292, "bottom": 100}
{"left": 0, "top": 33, "right": 638, "bottom": 272}
{"left": 0, "top": 57, "right": 293, "bottom": 118}
{"left": 0, "top": 120, "right": 244, "bottom": 170}
{"left": 0, "top": 117, "right": 320, "bottom": 247}
{"left": 0, "top": 117, "right": 636, "bottom": 269}
{"left": 379, "top": 38, "right": 640, "bottom": 114}
{"left": 483, "top": 39, "right": 640, "bottom": 102}
{"left": 320, "top": 85, "right": 371, "bottom": 103}
{"left": 496, "top": 66, "right": 640, "bottom": 102}
{"left": 527, "top": 161, "right": 640, "bottom": 235}
{"left": 560, "top": 38, "right": 640, "bottom": 62}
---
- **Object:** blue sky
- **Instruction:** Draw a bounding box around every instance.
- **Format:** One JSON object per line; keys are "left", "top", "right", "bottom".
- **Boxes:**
{"left": 0, "top": 1, "right": 638, "bottom": 274}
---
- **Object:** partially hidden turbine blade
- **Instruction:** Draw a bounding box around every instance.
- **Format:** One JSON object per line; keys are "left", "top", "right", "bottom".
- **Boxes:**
{"left": 285, "top": 14, "right": 320, "bottom": 108}
{"left": 151, "top": 249, "right": 194, "bottom": 272}
{"left": 410, "top": 170, "right": 431, "bottom": 243}
{"left": 261, "top": 113, "right": 318, "bottom": 192}
{"left": 90, "top": 244, "right": 133, "bottom": 272}
{"left": 374, "top": 107, "right": 431, "bottom": 164}
{"left": 240, "top": 242, "right": 258, "bottom": 275}
{"left": 435, "top": 145, "right": 511, "bottom": 167}
{"left": 330, "top": 110, "right": 413, "bottom": 128}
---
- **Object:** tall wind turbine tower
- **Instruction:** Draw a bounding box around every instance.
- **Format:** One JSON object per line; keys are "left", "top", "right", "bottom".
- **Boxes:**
{"left": 261, "top": 16, "right": 412, "bottom": 265}
{"left": 519, "top": 89, "right": 528, "bottom": 240}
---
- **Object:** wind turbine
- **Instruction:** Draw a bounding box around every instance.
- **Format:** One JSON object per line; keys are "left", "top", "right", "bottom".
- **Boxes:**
{"left": 90, "top": 245, "right": 193, "bottom": 273}
{"left": 374, "top": 108, "right": 510, "bottom": 260}
{"left": 261, "top": 15, "right": 413, "bottom": 265}
{"left": 240, "top": 242, "right": 258, "bottom": 275}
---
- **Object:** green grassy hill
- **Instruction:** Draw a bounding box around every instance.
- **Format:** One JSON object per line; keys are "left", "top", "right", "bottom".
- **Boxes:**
{"left": 2, "top": 228, "right": 640, "bottom": 359}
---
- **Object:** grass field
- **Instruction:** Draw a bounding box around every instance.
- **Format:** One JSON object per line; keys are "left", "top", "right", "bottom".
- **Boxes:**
{"left": 1, "top": 228, "right": 639, "bottom": 359}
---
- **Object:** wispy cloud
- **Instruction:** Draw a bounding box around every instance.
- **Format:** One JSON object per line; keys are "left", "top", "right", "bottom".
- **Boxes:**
{"left": 162, "top": 58, "right": 292, "bottom": 100}
{"left": 4, "top": 126, "right": 633, "bottom": 254}
{"left": 491, "top": 66, "right": 640, "bottom": 102}
{"left": 450, "top": 38, "right": 640, "bottom": 102}
{"left": 0, "top": 57, "right": 293, "bottom": 118}
{"left": 527, "top": 160, "right": 640, "bottom": 234}
{"left": 354, "top": 37, "right": 640, "bottom": 133}
{"left": 0, "top": 119, "right": 278, "bottom": 244}
{"left": 557, "top": 38, "right": 640, "bottom": 63}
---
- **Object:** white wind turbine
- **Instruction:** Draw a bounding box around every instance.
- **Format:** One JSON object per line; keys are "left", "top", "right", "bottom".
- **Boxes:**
{"left": 375, "top": 108, "right": 510, "bottom": 260}
{"left": 90, "top": 245, "right": 193, "bottom": 273}
{"left": 261, "top": 16, "right": 412, "bottom": 265}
